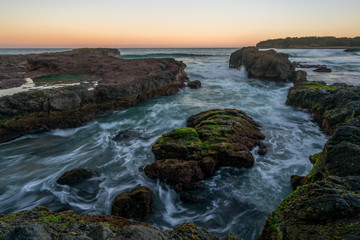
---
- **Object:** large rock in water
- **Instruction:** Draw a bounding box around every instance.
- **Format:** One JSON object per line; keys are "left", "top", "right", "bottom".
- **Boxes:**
{"left": 0, "top": 206, "right": 244, "bottom": 239}
{"left": 111, "top": 186, "right": 154, "bottom": 220}
{"left": 0, "top": 48, "right": 188, "bottom": 143}
{"left": 144, "top": 109, "right": 266, "bottom": 193}
{"left": 259, "top": 80, "right": 360, "bottom": 239}
{"left": 229, "top": 47, "right": 306, "bottom": 82}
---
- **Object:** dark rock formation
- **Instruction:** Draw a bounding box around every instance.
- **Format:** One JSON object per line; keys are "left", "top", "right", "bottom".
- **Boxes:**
{"left": 314, "top": 66, "right": 332, "bottom": 72}
{"left": 229, "top": 47, "right": 306, "bottom": 82}
{"left": 57, "top": 168, "right": 98, "bottom": 186}
{"left": 290, "top": 175, "right": 305, "bottom": 191}
{"left": 187, "top": 80, "right": 202, "bottom": 89}
{"left": 0, "top": 206, "right": 243, "bottom": 239}
{"left": 0, "top": 48, "right": 188, "bottom": 143}
{"left": 344, "top": 48, "right": 360, "bottom": 52}
{"left": 144, "top": 109, "right": 266, "bottom": 193}
{"left": 259, "top": 80, "right": 360, "bottom": 239}
{"left": 111, "top": 187, "right": 153, "bottom": 220}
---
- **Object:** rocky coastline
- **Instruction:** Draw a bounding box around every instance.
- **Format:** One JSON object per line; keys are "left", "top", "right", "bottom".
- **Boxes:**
{"left": 1, "top": 46, "right": 359, "bottom": 239}
{"left": 0, "top": 48, "right": 188, "bottom": 143}
{"left": 229, "top": 47, "right": 360, "bottom": 239}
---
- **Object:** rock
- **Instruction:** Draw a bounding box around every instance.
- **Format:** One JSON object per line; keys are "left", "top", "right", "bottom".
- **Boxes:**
{"left": 57, "top": 168, "right": 98, "bottom": 186}
{"left": 229, "top": 47, "right": 303, "bottom": 82}
{"left": 290, "top": 175, "right": 305, "bottom": 190}
{"left": 116, "top": 225, "right": 167, "bottom": 240}
{"left": 87, "top": 225, "right": 112, "bottom": 240}
{"left": 259, "top": 180, "right": 360, "bottom": 240}
{"left": 259, "top": 79, "right": 360, "bottom": 239}
{"left": 0, "top": 223, "right": 51, "bottom": 240}
{"left": 344, "top": 48, "right": 360, "bottom": 52}
{"left": 111, "top": 186, "right": 153, "bottom": 220}
{"left": 0, "top": 206, "right": 235, "bottom": 240}
{"left": 0, "top": 49, "right": 188, "bottom": 143}
{"left": 144, "top": 109, "right": 266, "bottom": 193}
{"left": 167, "top": 223, "right": 219, "bottom": 240}
{"left": 187, "top": 80, "right": 202, "bottom": 89}
{"left": 223, "top": 232, "right": 244, "bottom": 240}
{"left": 313, "top": 66, "right": 332, "bottom": 72}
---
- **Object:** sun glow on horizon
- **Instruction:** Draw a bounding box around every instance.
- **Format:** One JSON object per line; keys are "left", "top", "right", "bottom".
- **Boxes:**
{"left": 1, "top": 0, "right": 360, "bottom": 48}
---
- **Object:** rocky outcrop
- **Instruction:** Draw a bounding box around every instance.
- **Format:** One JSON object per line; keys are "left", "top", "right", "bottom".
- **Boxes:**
{"left": 57, "top": 168, "right": 99, "bottom": 186}
{"left": 314, "top": 66, "right": 332, "bottom": 72}
{"left": 111, "top": 187, "right": 153, "bottom": 220}
{"left": 144, "top": 109, "right": 266, "bottom": 193}
{"left": 0, "top": 49, "right": 188, "bottom": 143}
{"left": 187, "top": 80, "right": 202, "bottom": 89}
{"left": 344, "top": 48, "right": 360, "bottom": 52}
{"left": 259, "top": 80, "right": 360, "bottom": 239}
{"left": 229, "top": 47, "right": 306, "bottom": 82}
{"left": 0, "top": 206, "right": 243, "bottom": 240}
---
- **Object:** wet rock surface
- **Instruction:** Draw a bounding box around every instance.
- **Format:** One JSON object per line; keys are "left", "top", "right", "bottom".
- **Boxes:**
{"left": 229, "top": 47, "right": 306, "bottom": 82}
{"left": 57, "top": 168, "right": 99, "bottom": 186}
{"left": 111, "top": 186, "right": 153, "bottom": 220}
{"left": 144, "top": 109, "right": 266, "bottom": 193}
{"left": 313, "top": 66, "right": 332, "bottom": 72}
{"left": 0, "top": 48, "right": 188, "bottom": 143}
{"left": 187, "top": 80, "right": 202, "bottom": 89}
{"left": 259, "top": 80, "right": 360, "bottom": 239}
{"left": 0, "top": 206, "right": 243, "bottom": 240}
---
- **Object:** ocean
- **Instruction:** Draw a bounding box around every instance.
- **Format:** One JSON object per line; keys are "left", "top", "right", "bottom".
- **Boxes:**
{"left": 0, "top": 48, "right": 359, "bottom": 239}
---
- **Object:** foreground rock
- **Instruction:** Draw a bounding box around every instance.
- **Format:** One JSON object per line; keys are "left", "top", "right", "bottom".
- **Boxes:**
{"left": 145, "top": 109, "right": 266, "bottom": 193}
{"left": 229, "top": 47, "right": 306, "bottom": 82}
{"left": 259, "top": 80, "right": 360, "bottom": 239}
{"left": 111, "top": 187, "right": 153, "bottom": 220}
{"left": 0, "top": 48, "right": 188, "bottom": 143}
{"left": 57, "top": 168, "right": 99, "bottom": 186}
{"left": 0, "top": 206, "right": 243, "bottom": 240}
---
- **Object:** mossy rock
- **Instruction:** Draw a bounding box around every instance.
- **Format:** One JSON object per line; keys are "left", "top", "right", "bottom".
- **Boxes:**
{"left": 145, "top": 109, "right": 266, "bottom": 193}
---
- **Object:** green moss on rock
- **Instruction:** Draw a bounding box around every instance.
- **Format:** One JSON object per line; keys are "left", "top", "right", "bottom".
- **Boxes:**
{"left": 145, "top": 109, "right": 266, "bottom": 193}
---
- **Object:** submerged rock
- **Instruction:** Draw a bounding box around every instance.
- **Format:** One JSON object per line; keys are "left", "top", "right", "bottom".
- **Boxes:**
{"left": 57, "top": 168, "right": 98, "bottom": 186}
{"left": 187, "top": 80, "right": 202, "bottom": 89}
{"left": 229, "top": 47, "right": 305, "bottom": 82}
{"left": 144, "top": 109, "right": 266, "bottom": 193}
{"left": 344, "top": 48, "right": 360, "bottom": 52}
{"left": 313, "top": 66, "right": 332, "bottom": 72}
{"left": 111, "top": 186, "right": 154, "bottom": 220}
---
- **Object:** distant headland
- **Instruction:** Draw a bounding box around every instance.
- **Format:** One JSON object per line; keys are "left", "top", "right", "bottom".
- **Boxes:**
{"left": 256, "top": 36, "right": 360, "bottom": 49}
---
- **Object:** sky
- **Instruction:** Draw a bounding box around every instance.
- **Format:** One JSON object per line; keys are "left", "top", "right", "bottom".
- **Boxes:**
{"left": 1, "top": 0, "right": 360, "bottom": 48}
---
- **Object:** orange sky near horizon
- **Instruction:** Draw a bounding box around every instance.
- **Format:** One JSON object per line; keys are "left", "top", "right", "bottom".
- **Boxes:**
{"left": 1, "top": 0, "right": 360, "bottom": 48}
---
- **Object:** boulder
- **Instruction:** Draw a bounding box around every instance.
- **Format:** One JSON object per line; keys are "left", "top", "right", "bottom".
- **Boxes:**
{"left": 229, "top": 47, "right": 304, "bottom": 82}
{"left": 314, "top": 66, "right": 332, "bottom": 72}
{"left": 187, "top": 80, "right": 202, "bottom": 89}
{"left": 56, "top": 168, "right": 98, "bottom": 186}
{"left": 259, "top": 179, "right": 360, "bottom": 240}
{"left": 111, "top": 186, "right": 153, "bottom": 220}
{"left": 145, "top": 109, "right": 266, "bottom": 193}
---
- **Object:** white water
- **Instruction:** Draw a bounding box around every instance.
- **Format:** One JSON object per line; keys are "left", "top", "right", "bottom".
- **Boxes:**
{"left": 1, "top": 48, "right": 358, "bottom": 239}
